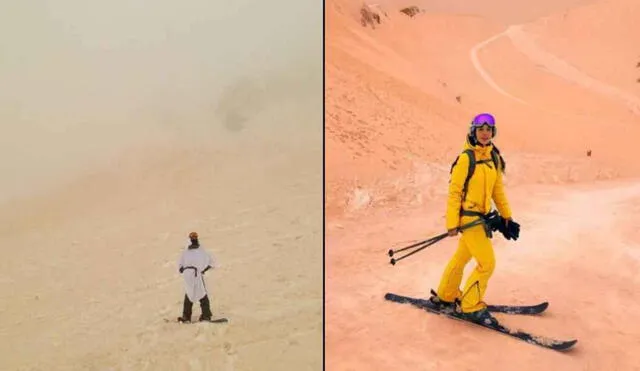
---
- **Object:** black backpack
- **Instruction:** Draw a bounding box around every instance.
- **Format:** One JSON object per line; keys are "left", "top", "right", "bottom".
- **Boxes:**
{"left": 449, "top": 146, "right": 505, "bottom": 205}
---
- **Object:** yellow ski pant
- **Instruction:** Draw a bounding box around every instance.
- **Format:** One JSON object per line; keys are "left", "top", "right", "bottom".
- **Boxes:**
{"left": 436, "top": 216, "right": 496, "bottom": 313}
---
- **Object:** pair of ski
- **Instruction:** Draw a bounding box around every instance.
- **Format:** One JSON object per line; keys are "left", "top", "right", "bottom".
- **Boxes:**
{"left": 385, "top": 292, "right": 577, "bottom": 351}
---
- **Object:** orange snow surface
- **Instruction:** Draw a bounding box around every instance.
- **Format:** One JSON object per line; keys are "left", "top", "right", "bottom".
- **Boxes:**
{"left": 326, "top": 0, "right": 640, "bottom": 369}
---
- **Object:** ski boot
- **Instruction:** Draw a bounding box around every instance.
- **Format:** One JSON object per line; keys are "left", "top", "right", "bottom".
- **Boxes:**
{"left": 459, "top": 307, "right": 499, "bottom": 327}
{"left": 427, "top": 289, "right": 457, "bottom": 313}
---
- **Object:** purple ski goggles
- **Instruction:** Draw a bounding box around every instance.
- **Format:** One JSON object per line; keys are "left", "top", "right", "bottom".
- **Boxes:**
{"left": 471, "top": 113, "right": 495, "bottom": 127}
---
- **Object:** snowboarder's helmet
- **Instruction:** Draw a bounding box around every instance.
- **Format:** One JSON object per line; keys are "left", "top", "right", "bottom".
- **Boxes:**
{"left": 189, "top": 232, "right": 198, "bottom": 240}
{"left": 469, "top": 113, "right": 497, "bottom": 138}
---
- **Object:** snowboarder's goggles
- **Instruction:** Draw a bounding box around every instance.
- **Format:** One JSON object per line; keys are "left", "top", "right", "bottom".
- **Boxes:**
{"left": 471, "top": 114, "right": 495, "bottom": 127}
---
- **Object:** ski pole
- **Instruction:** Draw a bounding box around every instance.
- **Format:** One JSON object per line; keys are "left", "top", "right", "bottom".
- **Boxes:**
{"left": 388, "top": 218, "right": 487, "bottom": 265}
{"left": 388, "top": 218, "right": 485, "bottom": 257}
{"left": 389, "top": 233, "right": 449, "bottom": 265}
{"left": 387, "top": 233, "right": 448, "bottom": 257}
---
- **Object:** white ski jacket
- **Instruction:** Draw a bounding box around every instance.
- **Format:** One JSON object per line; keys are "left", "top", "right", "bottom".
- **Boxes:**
{"left": 178, "top": 246, "right": 218, "bottom": 302}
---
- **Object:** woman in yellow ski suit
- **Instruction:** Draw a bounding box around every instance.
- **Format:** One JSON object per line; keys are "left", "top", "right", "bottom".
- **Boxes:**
{"left": 433, "top": 113, "right": 514, "bottom": 324}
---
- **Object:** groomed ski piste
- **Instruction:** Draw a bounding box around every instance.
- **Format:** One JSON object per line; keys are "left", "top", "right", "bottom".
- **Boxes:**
{"left": 326, "top": 0, "right": 640, "bottom": 369}
{"left": 0, "top": 1, "right": 322, "bottom": 370}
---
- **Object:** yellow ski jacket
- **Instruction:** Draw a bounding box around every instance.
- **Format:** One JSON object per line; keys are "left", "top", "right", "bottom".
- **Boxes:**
{"left": 445, "top": 137, "right": 512, "bottom": 230}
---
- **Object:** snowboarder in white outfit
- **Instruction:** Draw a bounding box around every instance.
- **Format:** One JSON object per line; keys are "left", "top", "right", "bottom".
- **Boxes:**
{"left": 177, "top": 232, "right": 216, "bottom": 322}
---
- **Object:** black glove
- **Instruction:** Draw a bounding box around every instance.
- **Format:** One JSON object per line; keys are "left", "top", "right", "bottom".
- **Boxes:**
{"left": 506, "top": 219, "right": 520, "bottom": 240}
{"left": 179, "top": 267, "right": 184, "bottom": 274}
{"left": 498, "top": 218, "right": 520, "bottom": 240}
{"left": 485, "top": 212, "right": 502, "bottom": 232}
{"left": 497, "top": 217, "right": 508, "bottom": 236}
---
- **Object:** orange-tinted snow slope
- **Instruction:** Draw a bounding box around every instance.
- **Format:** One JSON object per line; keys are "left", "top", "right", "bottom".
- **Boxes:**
{"left": 326, "top": 0, "right": 640, "bottom": 369}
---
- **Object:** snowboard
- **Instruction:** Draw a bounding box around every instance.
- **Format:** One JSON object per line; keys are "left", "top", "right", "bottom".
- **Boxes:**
{"left": 165, "top": 317, "right": 229, "bottom": 324}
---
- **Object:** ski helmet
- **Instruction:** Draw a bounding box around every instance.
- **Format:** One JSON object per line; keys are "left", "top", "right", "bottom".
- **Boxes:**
{"left": 469, "top": 113, "right": 497, "bottom": 138}
{"left": 189, "top": 231, "right": 198, "bottom": 240}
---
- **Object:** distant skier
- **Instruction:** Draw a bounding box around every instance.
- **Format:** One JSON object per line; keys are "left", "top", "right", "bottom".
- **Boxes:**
{"left": 177, "top": 232, "right": 217, "bottom": 323}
